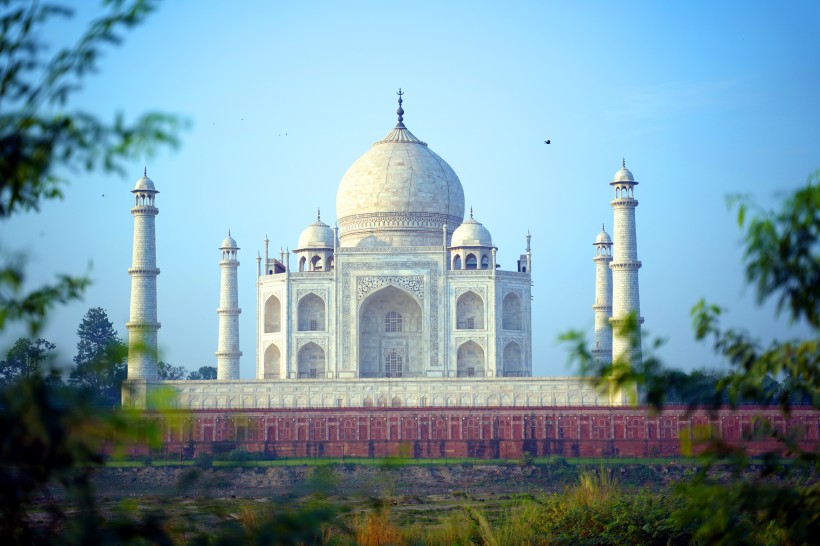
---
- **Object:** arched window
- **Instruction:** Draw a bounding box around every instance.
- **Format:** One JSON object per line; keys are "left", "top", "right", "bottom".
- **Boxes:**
{"left": 456, "top": 291, "right": 484, "bottom": 330}
{"left": 297, "top": 342, "right": 325, "bottom": 379}
{"left": 327, "top": 256, "right": 334, "bottom": 270}
{"left": 310, "top": 255, "right": 322, "bottom": 271}
{"left": 384, "top": 310, "right": 403, "bottom": 332}
{"left": 264, "top": 295, "right": 281, "bottom": 333}
{"left": 660, "top": 418, "right": 676, "bottom": 439}
{"left": 298, "top": 256, "right": 306, "bottom": 272}
{"left": 502, "top": 292, "right": 523, "bottom": 330}
{"left": 481, "top": 255, "right": 489, "bottom": 269}
{"left": 385, "top": 350, "right": 403, "bottom": 377}
{"left": 465, "top": 253, "right": 477, "bottom": 270}
{"left": 263, "top": 344, "right": 280, "bottom": 379}
{"left": 297, "top": 293, "right": 325, "bottom": 331}
{"left": 627, "top": 418, "right": 646, "bottom": 439}
{"left": 503, "top": 342, "right": 524, "bottom": 377}
{"left": 457, "top": 341, "right": 484, "bottom": 377}
{"left": 453, "top": 255, "right": 462, "bottom": 270}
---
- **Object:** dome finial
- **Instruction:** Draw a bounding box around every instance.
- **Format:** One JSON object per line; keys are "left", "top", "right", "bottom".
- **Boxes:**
{"left": 396, "top": 88, "right": 405, "bottom": 128}
{"left": 602, "top": 222, "right": 605, "bottom": 232}
{"left": 317, "top": 207, "right": 321, "bottom": 222}
{"left": 622, "top": 157, "right": 626, "bottom": 169}
{"left": 470, "top": 206, "right": 473, "bottom": 220}
{"left": 228, "top": 228, "right": 231, "bottom": 236}
{"left": 144, "top": 166, "right": 147, "bottom": 177}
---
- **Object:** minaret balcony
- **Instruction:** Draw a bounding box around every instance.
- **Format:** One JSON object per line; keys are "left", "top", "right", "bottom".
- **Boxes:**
{"left": 609, "top": 261, "right": 642, "bottom": 271}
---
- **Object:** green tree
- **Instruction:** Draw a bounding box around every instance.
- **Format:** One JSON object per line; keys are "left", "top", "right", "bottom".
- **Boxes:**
{"left": 68, "top": 307, "right": 126, "bottom": 407}
{"left": 0, "top": 337, "right": 61, "bottom": 385}
{"left": 156, "top": 360, "right": 186, "bottom": 380}
{"left": 187, "top": 364, "right": 217, "bottom": 380}
{"left": 563, "top": 172, "right": 820, "bottom": 545}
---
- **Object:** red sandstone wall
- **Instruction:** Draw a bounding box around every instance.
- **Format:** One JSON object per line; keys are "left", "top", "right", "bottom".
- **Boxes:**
{"left": 141, "top": 406, "right": 820, "bottom": 460}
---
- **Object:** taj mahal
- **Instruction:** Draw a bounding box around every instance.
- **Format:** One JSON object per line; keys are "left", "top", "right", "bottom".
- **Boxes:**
{"left": 122, "top": 92, "right": 643, "bottom": 410}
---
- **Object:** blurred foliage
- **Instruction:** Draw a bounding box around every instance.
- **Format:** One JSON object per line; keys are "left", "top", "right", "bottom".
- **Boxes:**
{"left": 0, "top": 0, "right": 186, "bottom": 337}
{"left": 561, "top": 172, "right": 820, "bottom": 544}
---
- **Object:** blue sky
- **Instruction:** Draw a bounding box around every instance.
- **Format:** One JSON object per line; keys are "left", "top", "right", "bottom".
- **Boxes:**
{"left": 5, "top": 0, "right": 819, "bottom": 377}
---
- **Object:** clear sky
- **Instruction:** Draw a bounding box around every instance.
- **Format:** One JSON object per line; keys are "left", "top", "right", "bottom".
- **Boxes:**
{"left": 5, "top": 0, "right": 819, "bottom": 377}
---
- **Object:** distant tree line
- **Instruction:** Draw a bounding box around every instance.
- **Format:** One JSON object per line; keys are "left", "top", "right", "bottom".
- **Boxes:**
{"left": 0, "top": 307, "right": 217, "bottom": 407}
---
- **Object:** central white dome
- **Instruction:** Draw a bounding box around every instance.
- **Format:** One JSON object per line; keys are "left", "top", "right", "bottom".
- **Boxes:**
{"left": 335, "top": 105, "right": 465, "bottom": 247}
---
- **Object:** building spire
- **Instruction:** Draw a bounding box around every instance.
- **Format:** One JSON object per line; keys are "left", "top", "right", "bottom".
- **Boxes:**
{"left": 317, "top": 207, "right": 321, "bottom": 222}
{"left": 396, "top": 88, "right": 405, "bottom": 128}
{"left": 622, "top": 157, "right": 626, "bottom": 169}
{"left": 470, "top": 206, "right": 473, "bottom": 220}
{"left": 144, "top": 166, "right": 147, "bottom": 177}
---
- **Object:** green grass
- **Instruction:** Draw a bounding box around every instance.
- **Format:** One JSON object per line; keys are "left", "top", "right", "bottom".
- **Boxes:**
{"left": 104, "top": 454, "right": 705, "bottom": 468}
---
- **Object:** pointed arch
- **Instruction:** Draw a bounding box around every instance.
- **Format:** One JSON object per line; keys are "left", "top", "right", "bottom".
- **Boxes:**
{"left": 264, "top": 295, "right": 281, "bottom": 333}
{"left": 502, "top": 292, "right": 523, "bottom": 330}
{"left": 310, "top": 255, "right": 322, "bottom": 271}
{"left": 481, "top": 254, "right": 489, "bottom": 269}
{"left": 297, "top": 293, "right": 325, "bottom": 331}
{"left": 297, "top": 342, "right": 325, "bottom": 379}
{"left": 453, "top": 254, "right": 462, "bottom": 270}
{"left": 298, "top": 256, "right": 306, "bottom": 272}
{"left": 503, "top": 341, "right": 524, "bottom": 377}
{"left": 263, "top": 344, "right": 281, "bottom": 379}
{"left": 456, "top": 290, "right": 484, "bottom": 329}
{"left": 358, "top": 285, "right": 422, "bottom": 378}
{"left": 457, "top": 341, "right": 484, "bottom": 377}
{"left": 465, "top": 253, "right": 477, "bottom": 270}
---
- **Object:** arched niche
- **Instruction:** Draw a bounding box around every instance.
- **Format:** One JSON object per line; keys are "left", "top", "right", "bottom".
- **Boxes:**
{"left": 358, "top": 285, "right": 422, "bottom": 378}
{"left": 263, "top": 344, "right": 281, "bottom": 379}
{"left": 457, "top": 340, "right": 484, "bottom": 377}
{"left": 310, "top": 255, "right": 322, "bottom": 271}
{"left": 481, "top": 254, "right": 489, "bottom": 269}
{"left": 456, "top": 291, "right": 484, "bottom": 329}
{"left": 297, "top": 293, "right": 325, "bottom": 331}
{"left": 503, "top": 341, "right": 524, "bottom": 377}
{"left": 298, "top": 256, "right": 306, "bottom": 272}
{"left": 502, "top": 292, "right": 523, "bottom": 330}
{"left": 264, "top": 295, "right": 281, "bottom": 333}
{"left": 297, "top": 342, "right": 325, "bottom": 379}
{"left": 465, "top": 253, "right": 477, "bottom": 270}
{"left": 453, "top": 255, "right": 462, "bottom": 270}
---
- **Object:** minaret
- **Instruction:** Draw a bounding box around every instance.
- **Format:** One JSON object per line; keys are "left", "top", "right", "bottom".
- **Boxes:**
{"left": 216, "top": 231, "right": 242, "bottom": 380}
{"left": 609, "top": 160, "right": 643, "bottom": 403}
{"left": 126, "top": 168, "right": 160, "bottom": 381}
{"left": 592, "top": 224, "right": 613, "bottom": 363}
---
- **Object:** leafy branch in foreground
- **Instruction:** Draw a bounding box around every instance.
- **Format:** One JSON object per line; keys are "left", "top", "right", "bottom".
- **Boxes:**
{"left": 0, "top": 0, "right": 186, "bottom": 218}
{"left": 562, "top": 172, "right": 820, "bottom": 545}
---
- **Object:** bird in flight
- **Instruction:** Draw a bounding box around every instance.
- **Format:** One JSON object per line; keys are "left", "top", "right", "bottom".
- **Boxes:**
{"left": 544, "top": 140, "right": 551, "bottom": 144}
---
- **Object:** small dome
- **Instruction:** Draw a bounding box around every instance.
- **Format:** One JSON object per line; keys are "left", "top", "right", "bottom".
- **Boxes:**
{"left": 220, "top": 231, "right": 238, "bottom": 249}
{"left": 133, "top": 169, "right": 157, "bottom": 192}
{"left": 595, "top": 227, "right": 612, "bottom": 245}
{"left": 613, "top": 161, "right": 634, "bottom": 183}
{"left": 297, "top": 219, "right": 334, "bottom": 250}
{"left": 451, "top": 217, "right": 493, "bottom": 247}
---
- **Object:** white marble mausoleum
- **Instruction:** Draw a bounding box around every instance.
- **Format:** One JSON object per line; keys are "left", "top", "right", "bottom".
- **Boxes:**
{"left": 123, "top": 92, "right": 643, "bottom": 410}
